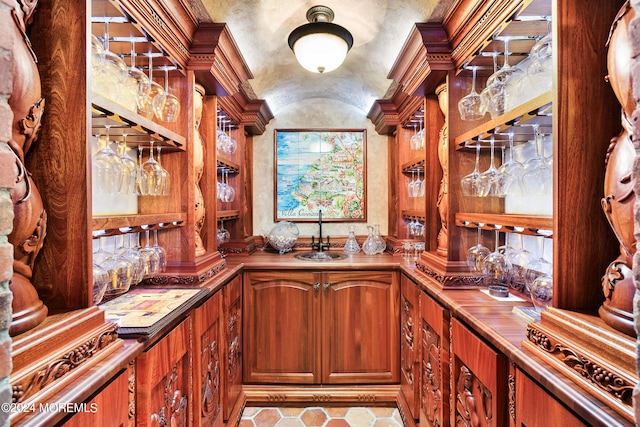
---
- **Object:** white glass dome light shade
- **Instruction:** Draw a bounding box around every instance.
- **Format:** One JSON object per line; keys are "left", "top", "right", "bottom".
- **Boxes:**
{"left": 287, "top": 7, "right": 354, "bottom": 74}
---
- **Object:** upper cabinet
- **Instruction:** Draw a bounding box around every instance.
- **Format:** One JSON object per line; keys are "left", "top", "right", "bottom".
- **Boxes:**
{"left": 24, "top": 0, "right": 271, "bottom": 321}
{"left": 371, "top": 0, "right": 624, "bottom": 310}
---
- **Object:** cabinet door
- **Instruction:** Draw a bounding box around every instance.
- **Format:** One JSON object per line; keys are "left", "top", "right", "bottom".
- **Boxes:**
{"left": 515, "top": 369, "right": 587, "bottom": 427}
{"left": 223, "top": 275, "right": 243, "bottom": 420}
{"left": 61, "top": 368, "right": 131, "bottom": 427}
{"left": 136, "top": 318, "right": 191, "bottom": 427}
{"left": 451, "top": 318, "right": 509, "bottom": 427}
{"left": 419, "top": 290, "right": 450, "bottom": 427}
{"left": 243, "top": 271, "right": 320, "bottom": 384}
{"left": 193, "top": 291, "right": 223, "bottom": 427}
{"left": 322, "top": 271, "right": 399, "bottom": 384}
{"left": 400, "top": 275, "right": 420, "bottom": 419}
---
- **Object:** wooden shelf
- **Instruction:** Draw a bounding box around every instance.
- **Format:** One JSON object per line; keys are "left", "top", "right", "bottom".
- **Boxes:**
{"left": 402, "top": 210, "right": 426, "bottom": 221}
{"left": 454, "top": 91, "right": 553, "bottom": 149}
{"left": 92, "top": 213, "right": 186, "bottom": 237}
{"left": 455, "top": 212, "right": 553, "bottom": 236}
{"left": 217, "top": 210, "right": 240, "bottom": 221}
{"left": 91, "top": 95, "right": 186, "bottom": 149}
{"left": 401, "top": 158, "right": 425, "bottom": 173}
{"left": 217, "top": 159, "right": 240, "bottom": 173}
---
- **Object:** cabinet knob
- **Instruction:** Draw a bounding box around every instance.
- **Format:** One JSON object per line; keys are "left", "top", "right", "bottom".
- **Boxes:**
{"left": 314, "top": 282, "right": 320, "bottom": 291}
{"left": 323, "top": 282, "right": 331, "bottom": 291}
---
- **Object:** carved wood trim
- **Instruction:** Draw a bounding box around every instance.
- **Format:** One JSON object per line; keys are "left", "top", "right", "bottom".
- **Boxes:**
{"left": 525, "top": 324, "right": 635, "bottom": 420}
{"left": 443, "top": 0, "right": 527, "bottom": 69}
{"left": 242, "top": 384, "right": 401, "bottom": 405}
{"left": 128, "top": 360, "right": 136, "bottom": 427}
{"left": 11, "top": 323, "right": 119, "bottom": 403}
{"left": 114, "top": 0, "right": 197, "bottom": 70}
{"left": 421, "top": 318, "right": 443, "bottom": 426}
{"left": 414, "top": 262, "right": 483, "bottom": 288}
{"left": 454, "top": 364, "right": 493, "bottom": 426}
{"left": 145, "top": 258, "right": 227, "bottom": 285}
{"left": 201, "top": 334, "right": 221, "bottom": 424}
{"left": 150, "top": 365, "right": 188, "bottom": 427}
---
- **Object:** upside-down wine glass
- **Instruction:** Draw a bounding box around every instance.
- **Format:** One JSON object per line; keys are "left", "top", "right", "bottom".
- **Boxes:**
{"left": 458, "top": 65, "right": 484, "bottom": 121}
{"left": 477, "top": 137, "right": 501, "bottom": 197}
{"left": 136, "top": 145, "right": 149, "bottom": 196}
{"left": 141, "top": 141, "right": 163, "bottom": 196}
{"left": 496, "top": 131, "right": 524, "bottom": 197}
{"left": 466, "top": 224, "right": 490, "bottom": 273}
{"left": 506, "top": 233, "right": 535, "bottom": 292}
{"left": 525, "top": 234, "right": 552, "bottom": 294}
{"left": 93, "top": 125, "right": 125, "bottom": 194}
{"left": 139, "top": 229, "right": 160, "bottom": 278}
{"left": 153, "top": 65, "right": 181, "bottom": 122}
{"left": 117, "top": 134, "right": 138, "bottom": 195}
{"left": 461, "top": 143, "right": 482, "bottom": 197}
{"left": 141, "top": 52, "right": 165, "bottom": 117}
{"left": 122, "top": 39, "right": 152, "bottom": 114}
{"left": 485, "top": 37, "right": 524, "bottom": 116}
{"left": 482, "top": 229, "right": 512, "bottom": 287}
{"left": 156, "top": 144, "right": 170, "bottom": 196}
{"left": 153, "top": 230, "right": 167, "bottom": 273}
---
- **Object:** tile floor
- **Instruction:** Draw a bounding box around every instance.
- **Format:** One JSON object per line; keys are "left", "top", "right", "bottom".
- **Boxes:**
{"left": 239, "top": 406, "right": 404, "bottom": 427}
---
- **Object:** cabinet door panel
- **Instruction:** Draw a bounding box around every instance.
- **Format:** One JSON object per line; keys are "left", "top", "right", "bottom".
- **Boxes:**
{"left": 400, "top": 275, "right": 420, "bottom": 419}
{"left": 451, "top": 318, "right": 508, "bottom": 427}
{"left": 244, "top": 271, "right": 320, "bottom": 384}
{"left": 515, "top": 369, "right": 587, "bottom": 427}
{"left": 136, "top": 318, "right": 191, "bottom": 427}
{"left": 193, "top": 291, "right": 223, "bottom": 427}
{"left": 223, "top": 275, "right": 243, "bottom": 420}
{"left": 322, "top": 271, "right": 399, "bottom": 384}
{"left": 419, "top": 290, "right": 450, "bottom": 427}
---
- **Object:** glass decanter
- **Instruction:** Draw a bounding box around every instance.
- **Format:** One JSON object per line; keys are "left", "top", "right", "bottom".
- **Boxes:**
{"left": 343, "top": 224, "right": 360, "bottom": 254}
{"left": 374, "top": 224, "right": 386, "bottom": 253}
{"left": 362, "top": 226, "right": 378, "bottom": 255}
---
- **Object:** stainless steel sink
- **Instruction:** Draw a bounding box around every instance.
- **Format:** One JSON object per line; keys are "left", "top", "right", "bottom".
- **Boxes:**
{"left": 294, "top": 251, "right": 348, "bottom": 262}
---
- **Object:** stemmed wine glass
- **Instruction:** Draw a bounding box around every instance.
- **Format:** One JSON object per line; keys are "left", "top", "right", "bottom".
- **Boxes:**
{"left": 117, "top": 134, "right": 138, "bottom": 195}
{"left": 92, "top": 263, "right": 110, "bottom": 305}
{"left": 482, "top": 229, "right": 512, "bottom": 287}
{"left": 506, "top": 233, "right": 535, "bottom": 292}
{"left": 525, "top": 235, "right": 552, "bottom": 293}
{"left": 217, "top": 220, "right": 230, "bottom": 245}
{"left": 156, "top": 144, "right": 170, "bottom": 196}
{"left": 103, "top": 238, "right": 134, "bottom": 298}
{"left": 480, "top": 51, "right": 500, "bottom": 118}
{"left": 152, "top": 230, "right": 167, "bottom": 273}
{"left": 139, "top": 229, "right": 160, "bottom": 278}
{"left": 458, "top": 65, "right": 484, "bottom": 121}
{"left": 496, "top": 131, "right": 524, "bottom": 197}
{"left": 521, "top": 124, "right": 551, "bottom": 196}
{"left": 141, "top": 141, "right": 164, "bottom": 196}
{"left": 136, "top": 145, "right": 149, "bottom": 196}
{"left": 93, "top": 21, "right": 127, "bottom": 102}
{"left": 116, "top": 233, "right": 145, "bottom": 285}
{"left": 485, "top": 37, "right": 524, "bottom": 116}
{"left": 93, "top": 125, "right": 125, "bottom": 194}
{"left": 153, "top": 65, "right": 181, "bottom": 122}
{"left": 140, "top": 52, "right": 166, "bottom": 117}
{"left": 477, "top": 137, "right": 500, "bottom": 197}
{"left": 466, "top": 224, "right": 490, "bottom": 273}
{"left": 122, "top": 39, "right": 152, "bottom": 114}
{"left": 461, "top": 143, "right": 482, "bottom": 197}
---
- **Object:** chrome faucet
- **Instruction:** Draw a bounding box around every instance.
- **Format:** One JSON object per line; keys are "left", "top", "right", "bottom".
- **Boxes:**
{"left": 310, "top": 210, "right": 330, "bottom": 252}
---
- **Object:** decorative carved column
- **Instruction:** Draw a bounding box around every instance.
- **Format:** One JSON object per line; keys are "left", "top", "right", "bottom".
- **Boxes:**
{"left": 7, "top": 0, "right": 47, "bottom": 336}
{"left": 600, "top": 0, "right": 636, "bottom": 337}
{"left": 435, "top": 82, "right": 448, "bottom": 257}
{"left": 194, "top": 83, "right": 206, "bottom": 257}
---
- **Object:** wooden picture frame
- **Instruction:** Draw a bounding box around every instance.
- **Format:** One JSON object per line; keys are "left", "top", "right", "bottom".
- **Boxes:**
{"left": 274, "top": 129, "right": 366, "bottom": 222}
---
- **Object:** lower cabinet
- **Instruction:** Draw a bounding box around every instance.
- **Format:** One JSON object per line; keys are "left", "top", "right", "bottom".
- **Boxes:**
{"left": 223, "top": 274, "right": 243, "bottom": 422}
{"left": 400, "top": 274, "right": 420, "bottom": 420}
{"left": 193, "top": 290, "right": 224, "bottom": 427}
{"left": 515, "top": 368, "right": 587, "bottom": 427}
{"left": 60, "top": 367, "right": 131, "bottom": 427}
{"left": 451, "top": 317, "right": 510, "bottom": 427}
{"left": 419, "top": 286, "right": 450, "bottom": 427}
{"left": 244, "top": 270, "right": 399, "bottom": 385}
{"left": 136, "top": 317, "right": 192, "bottom": 427}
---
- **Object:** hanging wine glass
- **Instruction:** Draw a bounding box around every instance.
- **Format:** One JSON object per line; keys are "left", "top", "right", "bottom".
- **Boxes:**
{"left": 521, "top": 124, "right": 551, "bottom": 196}
{"left": 477, "top": 137, "right": 501, "bottom": 197}
{"left": 139, "top": 51, "right": 166, "bottom": 117}
{"left": 485, "top": 37, "right": 524, "bottom": 116}
{"left": 103, "top": 238, "right": 134, "bottom": 298}
{"left": 92, "top": 262, "right": 110, "bottom": 305}
{"left": 153, "top": 65, "right": 181, "bottom": 122}
{"left": 122, "top": 39, "right": 152, "bottom": 113}
{"left": 458, "top": 65, "right": 484, "bottom": 121}
{"left": 531, "top": 274, "right": 553, "bottom": 312}
{"left": 116, "top": 233, "right": 145, "bottom": 285}
{"left": 138, "top": 229, "right": 160, "bottom": 278}
{"left": 141, "top": 141, "right": 163, "bottom": 196}
{"left": 461, "top": 143, "right": 482, "bottom": 197}
{"left": 480, "top": 52, "right": 500, "bottom": 118}
{"left": 136, "top": 145, "right": 149, "bottom": 196}
{"left": 496, "top": 131, "right": 524, "bottom": 197}
{"left": 525, "top": 235, "right": 553, "bottom": 293}
{"left": 93, "top": 21, "right": 127, "bottom": 102}
{"left": 156, "top": 144, "right": 170, "bottom": 196}
{"left": 482, "top": 229, "right": 512, "bottom": 287}
{"left": 466, "top": 225, "right": 490, "bottom": 272}
{"left": 152, "top": 230, "right": 167, "bottom": 273}
{"left": 409, "top": 123, "right": 419, "bottom": 150}
{"left": 92, "top": 125, "right": 125, "bottom": 194}
{"left": 217, "top": 220, "right": 230, "bottom": 245}
{"left": 224, "top": 170, "right": 235, "bottom": 202}
{"left": 117, "top": 133, "right": 138, "bottom": 195}
{"left": 506, "top": 233, "right": 535, "bottom": 292}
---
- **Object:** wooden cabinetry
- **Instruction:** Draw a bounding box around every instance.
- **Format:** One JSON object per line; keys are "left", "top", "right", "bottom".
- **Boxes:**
{"left": 418, "top": 285, "right": 450, "bottom": 427}
{"left": 222, "top": 275, "right": 243, "bottom": 422}
{"left": 451, "top": 317, "right": 510, "bottom": 427}
{"left": 60, "top": 368, "right": 131, "bottom": 427}
{"left": 136, "top": 318, "right": 191, "bottom": 427}
{"left": 244, "top": 270, "right": 399, "bottom": 385}
{"left": 400, "top": 275, "right": 420, "bottom": 420}
{"left": 515, "top": 368, "right": 587, "bottom": 427}
{"left": 193, "top": 290, "right": 223, "bottom": 427}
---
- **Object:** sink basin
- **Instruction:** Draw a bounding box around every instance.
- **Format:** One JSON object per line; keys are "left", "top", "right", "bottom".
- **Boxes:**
{"left": 294, "top": 251, "right": 348, "bottom": 262}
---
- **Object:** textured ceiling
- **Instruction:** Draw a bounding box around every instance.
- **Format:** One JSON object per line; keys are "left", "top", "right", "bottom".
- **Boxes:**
{"left": 198, "top": 0, "right": 453, "bottom": 114}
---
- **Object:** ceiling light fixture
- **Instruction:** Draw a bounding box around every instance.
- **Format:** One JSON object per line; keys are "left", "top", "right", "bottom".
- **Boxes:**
{"left": 288, "top": 5, "right": 353, "bottom": 74}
